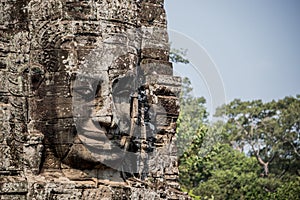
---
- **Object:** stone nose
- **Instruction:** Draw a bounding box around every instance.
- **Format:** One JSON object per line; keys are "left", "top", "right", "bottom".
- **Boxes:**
{"left": 92, "top": 94, "right": 113, "bottom": 126}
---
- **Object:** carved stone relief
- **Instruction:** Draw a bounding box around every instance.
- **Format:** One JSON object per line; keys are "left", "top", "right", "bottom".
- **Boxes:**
{"left": 0, "top": 0, "right": 188, "bottom": 199}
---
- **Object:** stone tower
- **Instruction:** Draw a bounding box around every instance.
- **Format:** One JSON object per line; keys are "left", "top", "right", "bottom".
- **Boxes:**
{"left": 0, "top": 0, "right": 188, "bottom": 199}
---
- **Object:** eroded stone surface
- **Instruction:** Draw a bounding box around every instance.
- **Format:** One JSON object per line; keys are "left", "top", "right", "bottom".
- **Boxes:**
{"left": 0, "top": 0, "right": 189, "bottom": 199}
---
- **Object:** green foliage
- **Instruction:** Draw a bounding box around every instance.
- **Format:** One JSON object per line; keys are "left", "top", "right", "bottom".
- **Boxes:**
{"left": 193, "top": 143, "right": 282, "bottom": 200}
{"left": 177, "top": 77, "right": 208, "bottom": 157}
{"left": 215, "top": 96, "right": 300, "bottom": 179}
{"left": 173, "top": 52, "right": 300, "bottom": 199}
{"left": 177, "top": 92, "right": 300, "bottom": 199}
{"left": 170, "top": 48, "right": 190, "bottom": 64}
{"left": 271, "top": 177, "right": 300, "bottom": 199}
{"left": 176, "top": 77, "right": 208, "bottom": 191}
{"left": 179, "top": 126, "right": 207, "bottom": 189}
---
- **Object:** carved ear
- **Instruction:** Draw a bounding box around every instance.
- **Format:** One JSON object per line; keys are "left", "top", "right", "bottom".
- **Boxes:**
{"left": 30, "top": 65, "right": 45, "bottom": 91}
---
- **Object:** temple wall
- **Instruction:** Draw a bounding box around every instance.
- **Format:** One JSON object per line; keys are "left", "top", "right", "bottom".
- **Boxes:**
{"left": 0, "top": 1, "right": 189, "bottom": 199}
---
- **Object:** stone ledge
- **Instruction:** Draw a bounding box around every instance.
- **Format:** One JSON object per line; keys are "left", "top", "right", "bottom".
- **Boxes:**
{"left": 0, "top": 176, "right": 27, "bottom": 195}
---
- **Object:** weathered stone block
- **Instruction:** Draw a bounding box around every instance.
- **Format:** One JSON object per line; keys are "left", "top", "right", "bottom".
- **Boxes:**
{"left": 0, "top": 195, "right": 26, "bottom": 200}
{"left": 146, "top": 74, "right": 182, "bottom": 87}
{"left": 157, "top": 97, "right": 180, "bottom": 116}
{"left": 151, "top": 85, "right": 181, "bottom": 97}
{"left": 0, "top": 71, "right": 8, "bottom": 93}
{"left": 139, "top": 2, "right": 166, "bottom": 27}
{"left": 29, "top": 97, "right": 73, "bottom": 120}
{"left": 82, "top": 186, "right": 113, "bottom": 200}
{"left": 141, "top": 59, "right": 172, "bottom": 75}
{"left": 0, "top": 145, "right": 11, "bottom": 171}
{"left": 0, "top": 177, "right": 27, "bottom": 194}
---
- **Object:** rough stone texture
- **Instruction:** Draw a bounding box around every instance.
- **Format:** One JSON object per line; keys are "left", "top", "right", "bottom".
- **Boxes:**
{"left": 0, "top": 0, "right": 189, "bottom": 199}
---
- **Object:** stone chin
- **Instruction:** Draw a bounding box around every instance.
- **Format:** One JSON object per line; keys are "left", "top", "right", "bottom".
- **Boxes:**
{"left": 60, "top": 120, "right": 127, "bottom": 171}
{"left": 60, "top": 102, "right": 132, "bottom": 171}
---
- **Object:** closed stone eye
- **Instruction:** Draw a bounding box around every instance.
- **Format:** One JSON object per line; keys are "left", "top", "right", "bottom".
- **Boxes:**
{"left": 72, "top": 75, "right": 102, "bottom": 101}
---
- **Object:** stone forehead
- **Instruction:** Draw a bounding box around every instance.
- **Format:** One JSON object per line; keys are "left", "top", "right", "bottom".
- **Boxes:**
{"left": 27, "top": 0, "right": 168, "bottom": 51}
{"left": 30, "top": 21, "right": 167, "bottom": 49}
{"left": 30, "top": 20, "right": 169, "bottom": 75}
{"left": 30, "top": 21, "right": 136, "bottom": 50}
{"left": 28, "top": 0, "right": 139, "bottom": 23}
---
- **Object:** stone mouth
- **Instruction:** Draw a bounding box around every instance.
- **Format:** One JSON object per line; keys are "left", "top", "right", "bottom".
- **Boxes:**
{"left": 76, "top": 118, "right": 126, "bottom": 165}
{"left": 77, "top": 118, "right": 110, "bottom": 143}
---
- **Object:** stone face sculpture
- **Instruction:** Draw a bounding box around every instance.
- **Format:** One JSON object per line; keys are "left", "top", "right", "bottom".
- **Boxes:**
{"left": 0, "top": 0, "right": 187, "bottom": 199}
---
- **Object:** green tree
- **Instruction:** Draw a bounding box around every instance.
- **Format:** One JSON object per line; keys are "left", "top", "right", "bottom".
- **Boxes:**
{"left": 176, "top": 78, "right": 208, "bottom": 154}
{"left": 193, "top": 143, "right": 282, "bottom": 200}
{"left": 169, "top": 48, "right": 206, "bottom": 198}
{"left": 215, "top": 96, "right": 300, "bottom": 179}
{"left": 170, "top": 48, "right": 189, "bottom": 64}
{"left": 170, "top": 47, "right": 300, "bottom": 199}
{"left": 176, "top": 77, "right": 208, "bottom": 191}
{"left": 207, "top": 96, "right": 300, "bottom": 199}
{"left": 271, "top": 176, "right": 300, "bottom": 199}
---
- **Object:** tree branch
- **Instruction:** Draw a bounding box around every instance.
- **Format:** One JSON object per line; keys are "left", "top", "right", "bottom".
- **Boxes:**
{"left": 289, "top": 141, "right": 300, "bottom": 157}
{"left": 268, "top": 152, "right": 276, "bottom": 163}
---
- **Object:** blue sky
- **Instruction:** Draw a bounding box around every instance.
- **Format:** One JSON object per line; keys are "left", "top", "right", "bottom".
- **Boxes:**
{"left": 165, "top": 0, "right": 300, "bottom": 108}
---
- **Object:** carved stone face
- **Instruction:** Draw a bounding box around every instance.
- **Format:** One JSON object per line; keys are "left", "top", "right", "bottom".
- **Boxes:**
{"left": 2, "top": 1, "right": 182, "bottom": 196}
{"left": 30, "top": 25, "right": 155, "bottom": 173}
{"left": 69, "top": 39, "right": 141, "bottom": 170}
